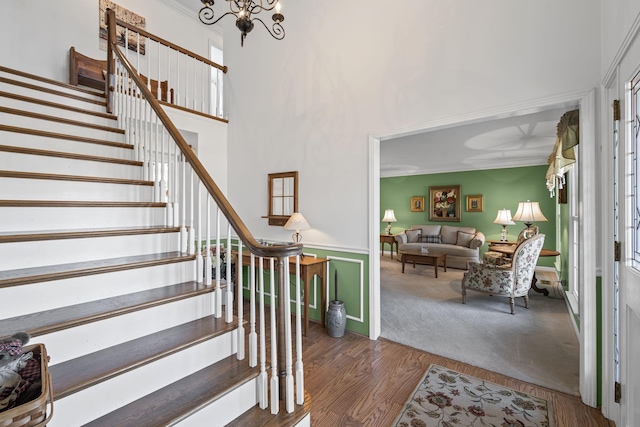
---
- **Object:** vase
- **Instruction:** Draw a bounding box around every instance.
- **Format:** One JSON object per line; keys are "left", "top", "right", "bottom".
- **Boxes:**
{"left": 326, "top": 300, "right": 347, "bottom": 338}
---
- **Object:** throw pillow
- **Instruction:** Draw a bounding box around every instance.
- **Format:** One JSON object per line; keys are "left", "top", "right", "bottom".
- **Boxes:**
{"left": 421, "top": 235, "right": 442, "bottom": 243}
{"left": 405, "top": 229, "right": 422, "bottom": 243}
{"left": 456, "top": 231, "right": 475, "bottom": 247}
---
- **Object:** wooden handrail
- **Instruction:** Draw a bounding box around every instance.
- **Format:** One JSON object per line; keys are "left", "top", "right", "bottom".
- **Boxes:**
{"left": 107, "top": 10, "right": 301, "bottom": 260}
{"left": 114, "top": 18, "right": 227, "bottom": 73}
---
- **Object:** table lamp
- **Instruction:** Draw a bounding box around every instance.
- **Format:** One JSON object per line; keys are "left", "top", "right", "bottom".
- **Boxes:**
{"left": 284, "top": 212, "right": 311, "bottom": 242}
{"left": 493, "top": 208, "right": 515, "bottom": 242}
{"left": 381, "top": 209, "right": 397, "bottom": 235}
{"left": 512, "top": 200, "right": 547, "bottom": 240}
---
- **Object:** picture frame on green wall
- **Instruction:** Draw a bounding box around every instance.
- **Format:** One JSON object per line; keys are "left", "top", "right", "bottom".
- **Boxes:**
{"left": 466, "top": 194, "right": 483, "bottom": 212}
{"left": 429, "top": 185, "right": 461, "bottom": 222}
{"left": 410, "top": 196, "right": 425, "bottom": 212}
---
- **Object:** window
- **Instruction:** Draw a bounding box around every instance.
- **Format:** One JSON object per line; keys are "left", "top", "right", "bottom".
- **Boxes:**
{"left": 632, "top": 73, "right": 640, "bottom": 269}
{"left": 210, "top": 44, "right": 224, "bottom": 118}
{"left": 264, "top": 171, "right": 298, "bottom": 226}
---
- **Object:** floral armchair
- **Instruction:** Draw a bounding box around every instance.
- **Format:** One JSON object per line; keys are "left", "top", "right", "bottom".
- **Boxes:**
{"left": 461, "top": 234, "right": 545, "bottom": 314}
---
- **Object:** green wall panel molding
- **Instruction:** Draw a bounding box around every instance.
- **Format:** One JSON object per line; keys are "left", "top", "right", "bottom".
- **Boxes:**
{"left": 381, "top": 165, "right": 557, "bottom": 267}
{"left": 238, "top": 247, "right": 370, "bottom": 336}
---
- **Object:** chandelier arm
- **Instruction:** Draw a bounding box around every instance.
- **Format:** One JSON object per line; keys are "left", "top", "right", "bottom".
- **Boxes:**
{"left": 250, "top": 0, "right": 279, "bottom": 14}
{"left": 199, "top": 7, "right": 236, "bottom": 26}
{"left": 252, "top": 17, "right": 285, "bottom": 40}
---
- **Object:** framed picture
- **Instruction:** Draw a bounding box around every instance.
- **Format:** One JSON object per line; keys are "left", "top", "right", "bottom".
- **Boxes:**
{"left": 429, "top": 185, "right": 461, "bottom": 222}
{"left": 410, "top": 196, "right": 425, "bottom": 212}
{"left": 466, "top": 195, "right": 483, "bottom": 212}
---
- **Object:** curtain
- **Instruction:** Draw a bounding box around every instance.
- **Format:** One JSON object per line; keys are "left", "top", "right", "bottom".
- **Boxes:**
{"left": 546, "top": 109, "right": 579, "bottom": 196}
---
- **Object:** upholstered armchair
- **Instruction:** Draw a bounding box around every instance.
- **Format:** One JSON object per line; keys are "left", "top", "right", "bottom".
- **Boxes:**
{"left": 461, "top": 234, "right": 545, "bottom": 314}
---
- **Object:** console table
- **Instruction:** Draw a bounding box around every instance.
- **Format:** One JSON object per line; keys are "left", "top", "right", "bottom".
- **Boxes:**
{"left": 487, "top": 243, "right": 560, "bottom": 296}
{"left": 235, "top": 252, "right": 329, "bottom": 336}
{"left": 380, "top": 234, "right": 398, "bottom": 259}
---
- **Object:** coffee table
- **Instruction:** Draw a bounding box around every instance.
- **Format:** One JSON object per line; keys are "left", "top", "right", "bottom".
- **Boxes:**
{"left": 400, "top": 250, "right": 447, "bottom": 278}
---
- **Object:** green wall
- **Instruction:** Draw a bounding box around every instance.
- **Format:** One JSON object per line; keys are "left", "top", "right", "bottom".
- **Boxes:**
{"left": 380, "top": 165, "right": 557, "bottom": 267}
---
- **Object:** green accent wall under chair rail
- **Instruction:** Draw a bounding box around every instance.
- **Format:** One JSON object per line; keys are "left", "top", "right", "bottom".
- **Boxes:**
{"left": 381, "top": 165, "right": 557, "bottom": 267}
{"left": 237, "top": 247, "right": 370, "bottom": 336}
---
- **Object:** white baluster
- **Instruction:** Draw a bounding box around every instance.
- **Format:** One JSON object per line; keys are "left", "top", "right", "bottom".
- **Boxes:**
{"left": 236, "top": 242, "right": 244, "bottom": 360}
{"left": 249, "top": 254, "right": 257, "bottom": 367}
{"left": 226, "top": 225, "right": 233, "bottom": 323}
{"left": 269, "top": 257, "right": 279, "bottom": 414}
{"left": 284, "top": 260, "right": 294, "bottom": 412}
{"left": 188, "top": 166, "right": 195, "bottom": 256}
{"left": 215, "top": 207, "right": 222, "bottom": 317}
{"left": 196, "top": 182, "right": 203, "bottom": 283}
{"left": 258, "top": 257, "right": 268, "bottom": 409}
{"left": 205, "top": 197, "right": 212, "bottom": 287}
{"left": 295, "top": 255, "right": 304, "bottom": 405}
{"left": 180, "top": 155, "right": 188, "bottom": 251}
{"left": 172, "top": 145, "right": 179, "bottom": 227}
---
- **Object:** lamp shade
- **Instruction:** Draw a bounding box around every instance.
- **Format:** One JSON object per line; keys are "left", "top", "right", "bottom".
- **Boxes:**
{"left": 283, "top": 212, "right": 311, "bottom": 231}
{"left": 381, "top": 209, "right": 397, "bottom": 223}
{"left": 493, "top": 209, "right": 515, "bottom": 226}
{"left": 512, "top": 201, "right": 548, "bottom": 223}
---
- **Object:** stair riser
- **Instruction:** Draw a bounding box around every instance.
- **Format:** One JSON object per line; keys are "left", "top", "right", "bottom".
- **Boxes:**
{"left": 0, "top": 206, "right": 167, "bottom": 231}
{"left": 1, "top": 261, "right": 196, "bottom": 318}
{"left": 48, "top": 332, "right": 239, "bottom": 427}
{"left": 0, "top": 95, "right": 116, "bottom": 127}
{"left": 0, "top": 131, "right": 133, "bottom": 159}
{"left": 0, "top": 177, "right": 153, "bottom": 201}
{"left": 0, "top": 233, "right": 182, "bottom": 269}
{"left": 0, "top": 111, "right": 125, "bottom": 143}
{"left": 0, "top": 70, "right": 105, "bottom": 98}
{"left": 0, "top": 80, "right": 105, "bottom": 111}
{"left": 174, "top": 378, "right": 258, "bottom": 427}
{"left": 0, "top": 151, "right": 143, "bottom": 179}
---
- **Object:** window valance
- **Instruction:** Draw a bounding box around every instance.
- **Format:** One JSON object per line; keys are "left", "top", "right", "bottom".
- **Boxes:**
{"left": 546, "top": 109, "right": 579, "bottom": 196}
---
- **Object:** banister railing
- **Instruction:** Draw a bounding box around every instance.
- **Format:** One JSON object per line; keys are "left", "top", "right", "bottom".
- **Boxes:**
{"left": 106, "top": 8, "right": 306, "bottom": 416}
{"left": 106, "top": 11, "right": 228, "bottom": 121}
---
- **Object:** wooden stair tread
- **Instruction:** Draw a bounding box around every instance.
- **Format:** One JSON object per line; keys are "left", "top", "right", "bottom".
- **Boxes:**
{"left": 0, "top": 225, "right": 178, "bottom": 243}
{"left": 0, "top": 91, "right": 116, "bottom": 120}
{"left": 0, "top": 143, "right": 139, "bottom": 165}
{"left": 81, "top": 354, "right": 257, "bottom": 427}
{"left": 0, "top": 76, "right": 105, "bottom": 106}
{"left": 0, "top": 200, "right": 165, "bottom": 207}
{"left": 0, "top": 280, "right": 212, "bottom": 339}
{"left": 0, "top": 65, "right": 105, "bottom": 97}
{"left": 50, "top": 314, "right": 235, "bottom": 400}
{"left": 226, "top": 391, "right": 312, "bottom": 427}
{"left": 0, "top": 170, "right": 153, "bottom": 186}
{"left": 0, "top": 125, "right": 132, "bottom": 149}
{"left": 0, "top": 251, "right": 194, "bottom": 288}
{"left": 0, "top": 106, "right": 124, "bottom": 134}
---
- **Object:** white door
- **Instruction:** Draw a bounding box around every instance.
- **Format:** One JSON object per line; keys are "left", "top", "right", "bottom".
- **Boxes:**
{"left": 615, "top": 66, "right": 640, "bottom": 427}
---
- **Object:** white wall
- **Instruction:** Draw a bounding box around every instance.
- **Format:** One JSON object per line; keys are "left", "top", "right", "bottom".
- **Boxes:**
{"left": 0, "top": 0, "right": 215, "bottom": 83}
{"left": 601, "top": 0, "right": 640, "bottom": 78}
{"left": 223, "top": 0, "right": 601, "bottom": 249}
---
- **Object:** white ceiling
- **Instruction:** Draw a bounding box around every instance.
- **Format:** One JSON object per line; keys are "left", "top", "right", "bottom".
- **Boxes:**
{"left": 380, "top": 106, "right": 576, "bottom": 177}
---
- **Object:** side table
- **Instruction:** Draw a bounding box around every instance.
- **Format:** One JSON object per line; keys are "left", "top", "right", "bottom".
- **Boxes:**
{"left": 380, "top": 234, "right": 397, "bottom": 259}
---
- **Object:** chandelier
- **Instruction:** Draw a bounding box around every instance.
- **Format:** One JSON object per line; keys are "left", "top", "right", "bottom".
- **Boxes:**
{"left": 199, "top": 0, "right": 285, "bottom": 47}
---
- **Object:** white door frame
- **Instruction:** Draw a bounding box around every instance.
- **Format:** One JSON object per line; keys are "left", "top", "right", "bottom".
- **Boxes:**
{"left": 368, "top": 90, "right": 598, "bottom": 407}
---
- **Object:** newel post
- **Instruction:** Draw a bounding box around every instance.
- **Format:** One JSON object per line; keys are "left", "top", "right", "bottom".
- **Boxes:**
{"left": 105, "top": 8, "right": 116, "bottom": 114}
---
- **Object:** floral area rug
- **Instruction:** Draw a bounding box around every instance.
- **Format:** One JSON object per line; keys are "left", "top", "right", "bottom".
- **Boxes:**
{"left": 393, "top": 364, "right": 554, "bottom": 427}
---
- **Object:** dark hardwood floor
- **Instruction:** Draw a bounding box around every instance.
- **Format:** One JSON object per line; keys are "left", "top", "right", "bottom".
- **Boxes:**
{"left": 302, "top": 321, "right": 615, "bottom": 427}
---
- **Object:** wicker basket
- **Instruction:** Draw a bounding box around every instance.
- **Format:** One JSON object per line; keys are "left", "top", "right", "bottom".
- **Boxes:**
{"left": 0, "top": 344, "right": 53, "bottom": 427}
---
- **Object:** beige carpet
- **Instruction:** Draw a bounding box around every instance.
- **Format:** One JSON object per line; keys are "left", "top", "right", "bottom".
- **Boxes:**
{"left": 380, "top": 255, "right": 580, "bottom": 396}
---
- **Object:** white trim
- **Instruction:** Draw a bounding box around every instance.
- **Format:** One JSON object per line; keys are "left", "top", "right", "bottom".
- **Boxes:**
{"left": 326, "top": 256, "right": 365, "bottom": 323}
{"left": 370, "top": 135, "right": 381, "bottom": 339}
{"left": 155, "top": 0, "right": 224, "bottom": 38}
{"left": 602, "top": 11, "right": 640, "bottom": 88}
{"left": 578, "top": 89, "right": 598, "bottom": 407}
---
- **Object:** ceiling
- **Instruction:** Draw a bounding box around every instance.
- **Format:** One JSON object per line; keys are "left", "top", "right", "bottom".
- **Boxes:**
{"left": 380, "top": 106, "right": 576, "bottom": 178}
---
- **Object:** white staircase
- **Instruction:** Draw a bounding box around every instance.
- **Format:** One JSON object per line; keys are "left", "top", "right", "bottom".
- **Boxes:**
{"left": 0, "top": 66, "right": 266, "bottom": 426}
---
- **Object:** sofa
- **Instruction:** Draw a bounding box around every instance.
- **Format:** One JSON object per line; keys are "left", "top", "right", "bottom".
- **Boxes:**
{"left": 394, "top": 225, "right": 486, "bottom": 269}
